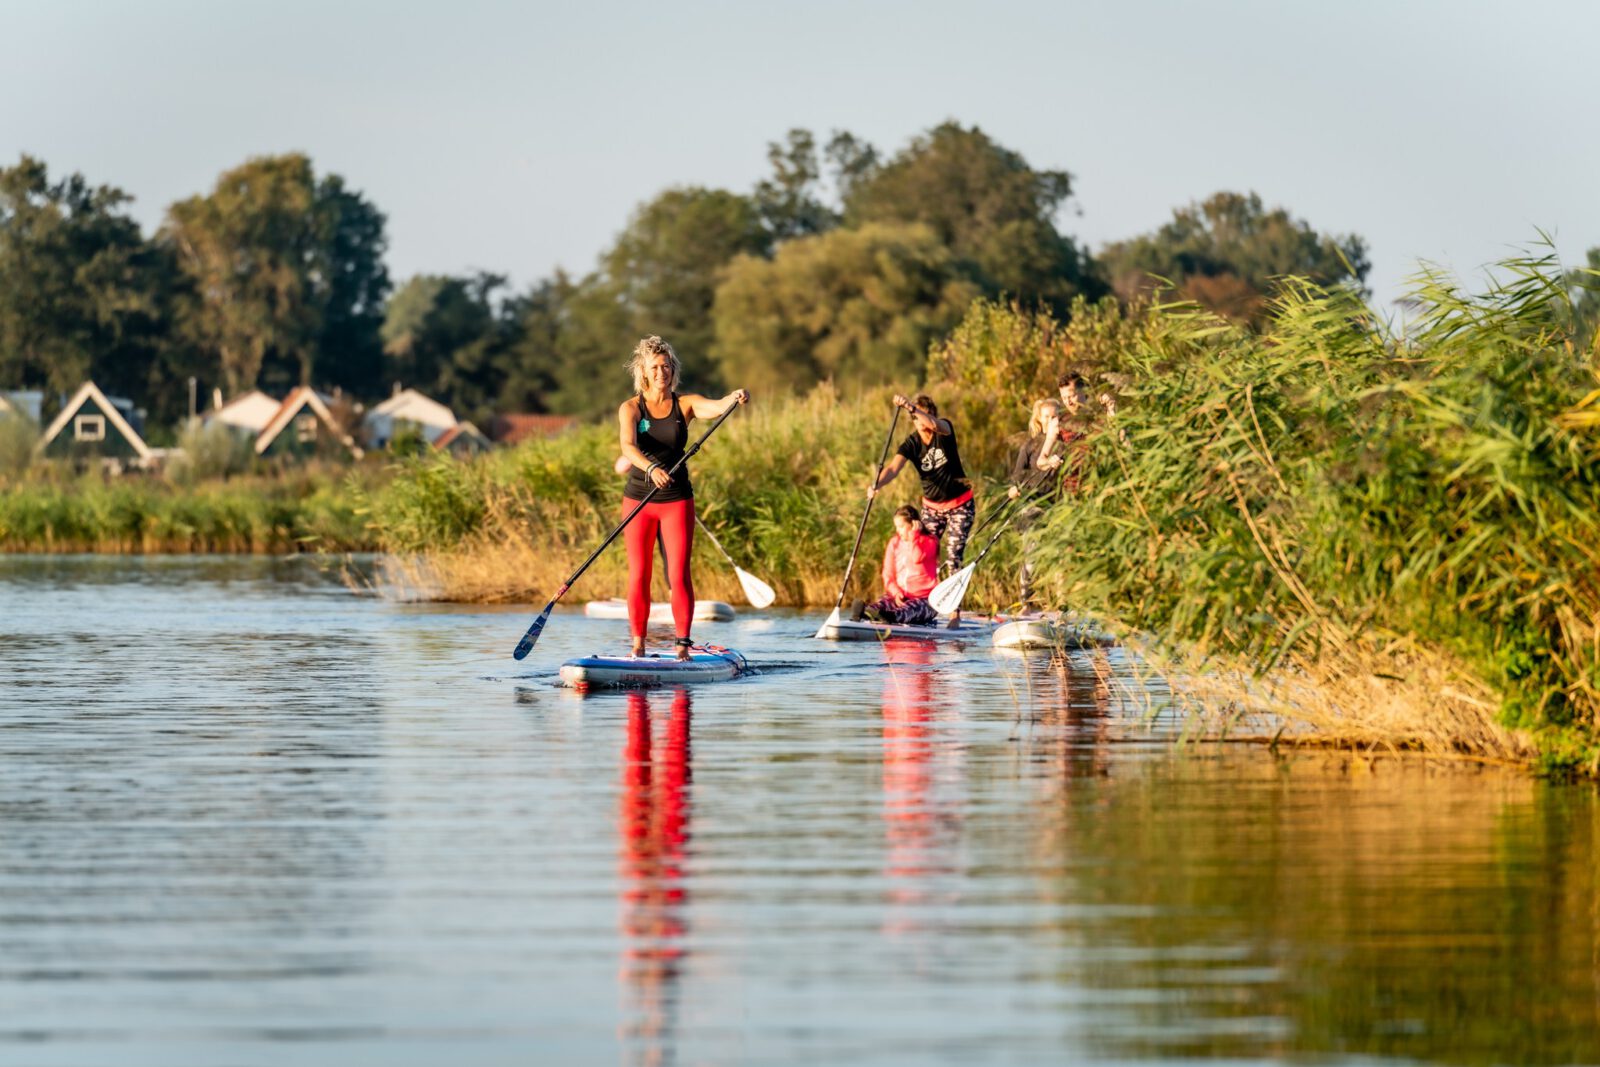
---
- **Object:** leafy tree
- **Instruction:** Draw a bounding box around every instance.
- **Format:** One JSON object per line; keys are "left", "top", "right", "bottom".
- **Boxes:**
{"left": 1100, "top": 190, "right": 1370, "bottom": 325}
{"left": 499, "top": 272, "right": 577, "bottom": 414}
{"left": 840, "top": 122, "right": 1099, "bottom": 310}
{"left": 381, "top": 272, "right": 517, "bottom": 423}
{"left": 1564, "top": 246, "right": 1600, "bottom": 349}
{"left": 314, "top": 175, "right": 391, "bottom": 395}
{"left": 754, "top": 129, "right": 836, "bottom": 241}
{"left": 602, "top": 185, "right": 770, "bottom": 371}
{"left": 711, "top": 222, "right": 981, "bottom": 396}
{"left": 163, "top": 153, "right": 389, "bottom": 396}
{"left": 0, "top": 155, "right": 168, "bottom": 411}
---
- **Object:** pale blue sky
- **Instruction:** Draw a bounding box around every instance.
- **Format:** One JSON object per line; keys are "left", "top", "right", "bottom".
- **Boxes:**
{"left": 4, "top": 0, "right": 1595, "bottom": 311}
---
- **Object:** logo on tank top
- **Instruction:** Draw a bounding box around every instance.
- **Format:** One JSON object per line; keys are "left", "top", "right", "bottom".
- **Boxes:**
{"left": 920, "top": 447, "right": 947, "bottom": 472}
{"left": 639, "top": 418, "right": 651, "bottom": 432}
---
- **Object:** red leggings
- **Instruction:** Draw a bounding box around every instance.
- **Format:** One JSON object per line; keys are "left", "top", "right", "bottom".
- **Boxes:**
{"left": 622, "top": 497, "right": 696, "bottom": 640}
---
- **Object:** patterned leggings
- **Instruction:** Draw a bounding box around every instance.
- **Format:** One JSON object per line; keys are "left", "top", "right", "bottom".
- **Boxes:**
{"left": 919, "top": 498, "right": 976, "bottom": 579}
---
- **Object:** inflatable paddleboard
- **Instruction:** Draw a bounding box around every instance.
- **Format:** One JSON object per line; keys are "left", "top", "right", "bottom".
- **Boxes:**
{"left": 992, "top": 616, "right": 1117, "bottom": 650}
{"left": 813, "top": 609, "right": 995, "bottom": 642}
{"left": 559, "top": 647, "right": 750, "bottom": 689}
{"left": 583, "top": 598, "right": 736, "bottom": 622}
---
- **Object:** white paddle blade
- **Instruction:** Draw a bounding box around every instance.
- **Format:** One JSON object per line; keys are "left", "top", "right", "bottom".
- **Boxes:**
{"left": 735, "top": 567, "right": 776, "bottom": 609}
{"left": 928, "top": 564, "right": 976, "bottom": 616}
{"left": 813, "top": 607, "right": 842, "bottom": 639}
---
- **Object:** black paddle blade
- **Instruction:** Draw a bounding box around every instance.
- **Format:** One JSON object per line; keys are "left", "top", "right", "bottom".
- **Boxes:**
{"left": 512, "top": 603, "right": 555, "bottom": 660}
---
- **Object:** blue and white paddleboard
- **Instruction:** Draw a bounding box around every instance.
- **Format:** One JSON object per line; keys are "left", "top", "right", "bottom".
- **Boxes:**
{"left": 583, "top": 598, "right": 737, "bottom": 622}
{"left": 559, "top": 647, "right": 750, "bottom": 688}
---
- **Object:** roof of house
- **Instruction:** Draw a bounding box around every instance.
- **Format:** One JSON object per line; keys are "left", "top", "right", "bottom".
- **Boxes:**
{"left": 36, "top": 381, "right": 152, "bottom": 459}
{"left": 204, "top": 389, "right": 281, "bottom": 433}
{"left": 369, "top": 388, "right": 457, "bottom": 430}
{"left": 254, "top": 386, "right": 364, "bottom": 457}
{"left": 434, "top": 421, "right": 492, "bottom": 451}
{"left": 490, "top": 413, "right": 579, "bottom": 445}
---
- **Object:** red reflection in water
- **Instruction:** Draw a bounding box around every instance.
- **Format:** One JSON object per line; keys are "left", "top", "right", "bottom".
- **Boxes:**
{"left": 881, "top": 641, "right": 960, "bottom": 933}
{"left": 618, "top": 686, "right": 691, "bottom": 1064}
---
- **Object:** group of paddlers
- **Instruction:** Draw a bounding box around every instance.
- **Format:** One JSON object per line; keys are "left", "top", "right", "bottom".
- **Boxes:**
{"left": 615, "top": 334, "right": 1110, "bottom": 659}
{"left": 853, "top": 374, "right": 1098, "bottom": 626}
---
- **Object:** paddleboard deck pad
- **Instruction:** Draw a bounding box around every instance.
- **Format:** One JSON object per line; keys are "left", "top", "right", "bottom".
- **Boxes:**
{"left": 814, "top": 610, "right": 995, "bottom": 642}
{"left": 559, "top": 646, "right": 750, "bottom": 688}
{"left": 583, "top": 598, "right": 736, "bottom": 622}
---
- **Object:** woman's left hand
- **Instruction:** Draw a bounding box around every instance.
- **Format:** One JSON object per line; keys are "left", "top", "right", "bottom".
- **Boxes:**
{"left": 726, "top": 388, "right": 750, "bottom": 407}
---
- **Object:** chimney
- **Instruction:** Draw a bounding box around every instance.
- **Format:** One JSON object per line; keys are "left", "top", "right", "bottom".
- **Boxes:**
{"left": 213, "top": 387, "right": 224, "bottom": 410}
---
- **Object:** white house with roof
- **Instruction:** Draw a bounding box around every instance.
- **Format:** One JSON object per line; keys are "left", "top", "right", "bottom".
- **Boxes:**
{"left": 365, "top": 387, "right": 457, "bottom": 449}
{"left": 36, "top": 382, "right": 152, "bottom": 466}
{"left": 202, "top": 389, "right": 281, "bottom": 437}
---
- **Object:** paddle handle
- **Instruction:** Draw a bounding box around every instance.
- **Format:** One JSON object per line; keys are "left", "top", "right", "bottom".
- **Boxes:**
{"left": 831, "top": 405, "right": 902, "bottom": 615}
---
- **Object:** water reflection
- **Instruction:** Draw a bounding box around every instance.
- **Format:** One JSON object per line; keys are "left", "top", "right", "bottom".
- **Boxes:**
{"left": 618, "top": 687, "right": 692, "bottom": 1067}
{"left": 880, "top": 641, "right": 962, "bottom": 937}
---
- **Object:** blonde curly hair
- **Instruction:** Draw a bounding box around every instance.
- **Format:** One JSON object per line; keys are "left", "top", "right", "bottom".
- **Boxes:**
{"left": 628, "top": 336, "right": 681, "bottom": 394}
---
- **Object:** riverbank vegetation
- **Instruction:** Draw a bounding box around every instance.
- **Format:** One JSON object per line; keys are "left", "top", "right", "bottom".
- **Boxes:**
{"left": 362, "top": 250, "right": 1600, "bottom": 774}
{"left": 0, "top": 466, "right": 371, "bottom": 552}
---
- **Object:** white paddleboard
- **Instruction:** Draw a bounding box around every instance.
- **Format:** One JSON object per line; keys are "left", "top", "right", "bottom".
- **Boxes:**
{"left": 813, "top": 609, "right": 996, "bottom": 642}
{"left": 559, "top": 647, "right": 750, "bottom": 688}
{"left": 583, "top": 599, "right": 736, "bottom": 622}
{"left": 992, "top": 616, "right": 1116, "bottom": 650}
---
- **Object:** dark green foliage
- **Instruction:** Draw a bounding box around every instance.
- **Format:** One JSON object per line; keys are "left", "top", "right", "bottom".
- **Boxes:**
{"left": 841, "top": 122, "right": 1101, "bottom": 311}
{"left": 1564, "top": 247, "right": 1600, "bottom": 349}
{"left": 163, "top": 153, "right": 389, "bottom": 396}
{"left": 754, "top": 129, "right": 838, "bottom": 240}
{"left": 1100, "top": 191, "right": 1370, "bottom": 325}
{"left": 711, "top": 223, "right": 981, "bottom": 395}
{"left": 381, "top": 272, "right": 517, "bottom": 424}
{"left": 0, "top": 156, "right": 170, "bottom": 416}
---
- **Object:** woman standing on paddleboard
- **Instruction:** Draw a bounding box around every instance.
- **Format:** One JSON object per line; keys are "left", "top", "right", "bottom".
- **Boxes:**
{"left": 867, "top": 394, "right": 976, "bottom": 586}
{"left": 618, "top": 336, "right": 749, "bottom": 660}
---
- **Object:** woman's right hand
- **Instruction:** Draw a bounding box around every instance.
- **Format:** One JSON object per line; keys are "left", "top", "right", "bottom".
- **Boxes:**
{"left": 650, "top": 467, "right": 673, "bottom": 489}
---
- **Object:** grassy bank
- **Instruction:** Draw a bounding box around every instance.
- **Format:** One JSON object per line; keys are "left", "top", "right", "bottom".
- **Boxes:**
{"left": 0, "top": 470, "right": 373, "bottom": 552}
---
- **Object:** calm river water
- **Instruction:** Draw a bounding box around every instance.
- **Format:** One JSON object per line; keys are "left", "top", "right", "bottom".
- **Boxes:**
{"left": 1, "top": 555, "right": 1596, "bottom": 1066}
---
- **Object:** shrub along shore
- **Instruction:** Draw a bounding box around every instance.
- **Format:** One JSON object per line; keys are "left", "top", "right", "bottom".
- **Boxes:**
{"left": 0, "top": 471, "right": 371, "bottom": 553}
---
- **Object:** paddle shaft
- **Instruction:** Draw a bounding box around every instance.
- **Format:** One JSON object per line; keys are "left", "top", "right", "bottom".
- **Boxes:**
{"left": 831, "top": 407, "right": 902, "bottom": 616}
{"left": 694, "top": 515, "right": 737, "bottom": 567}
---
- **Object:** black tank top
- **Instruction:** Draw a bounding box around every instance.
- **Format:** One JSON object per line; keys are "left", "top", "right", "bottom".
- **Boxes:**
{"left": 624, "top": 392, "right": 693, "bottom": 502}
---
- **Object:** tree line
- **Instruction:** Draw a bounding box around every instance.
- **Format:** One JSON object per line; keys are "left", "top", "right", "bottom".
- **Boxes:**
{"left": 17, "top": 120, "right": 1561, "bottom": 436}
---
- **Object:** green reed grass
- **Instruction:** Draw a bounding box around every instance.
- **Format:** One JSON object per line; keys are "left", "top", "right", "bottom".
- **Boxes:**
{"left": 1028, "top": 250, "right": 1600, "bottom": 771}
{"left": 0, "top": 472, "right": 371, "bottom": 552}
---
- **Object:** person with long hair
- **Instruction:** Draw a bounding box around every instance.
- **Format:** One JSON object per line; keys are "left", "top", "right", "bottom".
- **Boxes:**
{"left": 617, "top": 336, "right": 749, "bottom": 659}
{"left": 1006, "top": 396, "right": 1067, "bottom": 610}
{"left": 862, "top": 505, "right": 940, "bottom": 625}
{"left": 867, "top": 394, "right": 976, "bottom": 588}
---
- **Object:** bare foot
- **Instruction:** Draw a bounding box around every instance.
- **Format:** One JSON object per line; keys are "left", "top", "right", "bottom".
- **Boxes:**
{"left": 675, "top": 642, "right": 692, "bottom": 662}
{"left": 630, "top": 641, "right": 645, "bottom": 658}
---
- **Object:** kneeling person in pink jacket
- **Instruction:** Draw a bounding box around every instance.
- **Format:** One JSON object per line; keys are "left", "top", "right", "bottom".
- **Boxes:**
{"left": 864, "top": 505, "right": 940, "bottom": 625}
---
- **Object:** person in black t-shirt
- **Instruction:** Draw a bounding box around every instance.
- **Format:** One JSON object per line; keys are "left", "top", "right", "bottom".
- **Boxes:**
{"left": 868, "top": 394, "right": 977, "bottom": 584}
